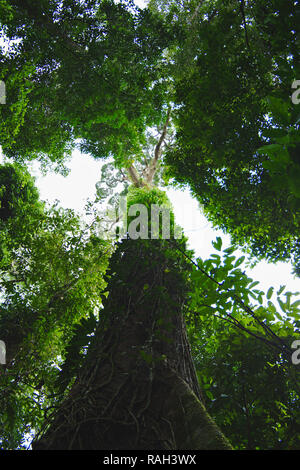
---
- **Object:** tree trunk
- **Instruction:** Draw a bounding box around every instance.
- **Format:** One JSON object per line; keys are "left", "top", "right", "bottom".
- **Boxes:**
{"left": 32, "top": 238, "right": 232, "bottom": 450}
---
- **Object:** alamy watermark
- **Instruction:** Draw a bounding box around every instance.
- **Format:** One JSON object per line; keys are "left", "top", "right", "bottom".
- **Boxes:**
{"left": 291, "top": 80, "right": 300, "bottom": 105}
{"left": 290, "top": 81, "right": 300, "bottom": 363}
{"left": 94, "top": 196, "right": 184, "bottom": 241}
{"left": 0, "top": 80, "right": 6, "bottom": 104}
{"left": 0, "top": 340, "right": 6, "bottom": 365}
{"left": 291, "top": 339, "right": 300, "bottom": 365}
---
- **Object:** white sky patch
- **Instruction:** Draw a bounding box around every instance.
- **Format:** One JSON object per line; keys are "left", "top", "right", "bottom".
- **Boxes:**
{"left": 1, "top": 147, "right": 294, "bottom": 296}
{"left": 27, "top": 149, "right": 102, "bottom": 218}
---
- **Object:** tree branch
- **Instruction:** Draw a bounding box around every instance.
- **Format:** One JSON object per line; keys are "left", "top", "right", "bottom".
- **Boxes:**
{"left": 145, "top": 108, "right": 171, "bottom": 185}
{"left": 238, "top": 0, "right": 251, "bottom": 50}
{"left": 127, "top": 164, "right": 143, "bottom": 188}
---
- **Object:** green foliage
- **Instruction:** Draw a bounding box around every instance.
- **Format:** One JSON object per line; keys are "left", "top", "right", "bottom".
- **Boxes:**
{"left": 0, "top": 165, "right": 112, "bottom": 449}
{"left": 0, "top": 162, "right": 42, "bottom": 222}
{"left": 257, "top": 96, "right": 300, "bottom": 201}
{"left": 194, "top": 330, "right": 300, "bottom": 449}
{"left": 0, "top": 0, "right": 174, "bottom": 170}
{"left": 0, "top": 0, "right": 299, "bottom": 451}
{"left": 188, "top": 239, "right": 300, "bottom": 328}
{"left": 55, "top": 313, "right": 98, "bottom": 394}
{"left": 185, "top": 238, "right": 300, "bottom": 449}
{"left": 0, "top": 60, "right": 35, "bottom": 151}
{"left": 126, "top": 185, "right": 182, "bottom": 239}
{"left": 164, "top": 0, "right": 300, "bottom": 273}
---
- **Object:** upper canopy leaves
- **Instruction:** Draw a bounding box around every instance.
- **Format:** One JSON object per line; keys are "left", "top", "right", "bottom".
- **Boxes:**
{"left": 163, "top": 0, "right": 300, "bottom": 271}
{"left": 0, "top": 0, "right": 174, "bottom": 168}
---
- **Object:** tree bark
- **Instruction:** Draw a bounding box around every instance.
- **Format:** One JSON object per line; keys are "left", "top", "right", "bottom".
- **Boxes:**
{"left": 32, "top": 238, "right": 232, "bottom": 450}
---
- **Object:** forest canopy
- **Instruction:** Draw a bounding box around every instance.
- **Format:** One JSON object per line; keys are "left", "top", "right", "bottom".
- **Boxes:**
{"left": 0, "top": 0, "right": 299, "bottom": 451}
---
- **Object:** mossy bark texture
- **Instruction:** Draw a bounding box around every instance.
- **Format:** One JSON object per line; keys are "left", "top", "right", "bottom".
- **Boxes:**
{"left": 33, "top": 238, "right": 232, "bottom": 450}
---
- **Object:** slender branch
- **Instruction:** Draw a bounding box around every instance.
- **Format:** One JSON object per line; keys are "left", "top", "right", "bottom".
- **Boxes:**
{"left": 127, "top": 164, "right": 143, "bottom": 188}
{"left": 145, "top": 108, "right": 171, "bottom": 185}
{"left": 168, "top": 239, "right": 292, "bottom": 360}
{"left": 209, "top": 310, "right": 284, "bottom": 353}
{"left": 119, "top": 168, "right": 129, "bottom": 183}
{"left": 238, "top": 0, "right": 251, "bottom": 50}
{"left": 189, "top": 0, "right": 205, "bottom": 24}
{"left": 229, "top": 291, "right": 290, "bottom": 352}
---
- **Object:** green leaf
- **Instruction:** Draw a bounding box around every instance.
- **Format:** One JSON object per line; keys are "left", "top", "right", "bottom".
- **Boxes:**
{"left": 266, "top": 287, "right": 274, "bottom": 300}
{"left": 266, "top": 96, "right": 291, "bottom": 126}
{"left": 212, "top": 236, "right": 222, "bottom": 251}
{"left": 206, "top": 390, "right": 214, "bottom": 400}
{"left": 234, "top": 256, "right": 245, "bottom": 268}
{"left": 249, "top": 281, "right": 260, "bottom": 289}
{"left": 277, "top": 298, "right": 287, "bottom": 313}
{"left": 257, "top": 143, "right": 283, "bottom": 156}
{"left": 277, "top": 285, "right": 286, "bottom": 296}
{"left": 291, "top": 300, "right": 300, "bottom": 309}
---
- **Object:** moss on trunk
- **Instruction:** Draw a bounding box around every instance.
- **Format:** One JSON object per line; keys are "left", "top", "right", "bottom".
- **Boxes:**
{"left": 33, "top": 237, "right": 231, "bottom": 450}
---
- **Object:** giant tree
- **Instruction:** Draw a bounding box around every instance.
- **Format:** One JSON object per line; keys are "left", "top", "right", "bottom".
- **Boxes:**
{"left": 0, "top": 0, "right": 233, "bottom": 450}
{"left": 0, "top": 0, "right": 299, "bottom": 450}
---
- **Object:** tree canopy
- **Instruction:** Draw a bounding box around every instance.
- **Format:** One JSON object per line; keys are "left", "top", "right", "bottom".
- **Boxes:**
{"left": 0, "top": 0, "right": 299, "bottom": 451}
{"left": 163, "top": 0, "right": 300, "bottom": 272}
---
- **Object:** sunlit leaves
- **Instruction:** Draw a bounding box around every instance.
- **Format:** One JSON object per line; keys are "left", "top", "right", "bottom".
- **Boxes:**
{"left": 0, "top": 0, "right": 174, "bottom": 169}
{"left": 188, "top": 238, "right": 300, "bottom": 339}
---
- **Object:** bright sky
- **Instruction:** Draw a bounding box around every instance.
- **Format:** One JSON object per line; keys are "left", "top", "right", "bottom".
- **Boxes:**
{"left": 15, "top": 148, "right": 298, "bottom": 298}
